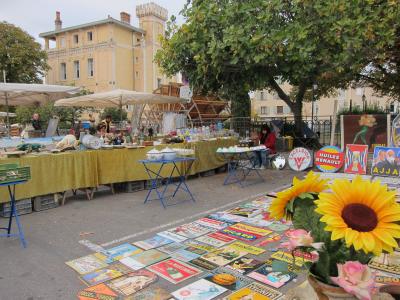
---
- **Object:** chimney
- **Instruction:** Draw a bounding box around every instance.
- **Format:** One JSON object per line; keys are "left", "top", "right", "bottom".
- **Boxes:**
{"left": 55, "top": 11, "right": 62, "bottom": 30}
{"left": 120, "top": 12, "right": 131, "bottom": 24}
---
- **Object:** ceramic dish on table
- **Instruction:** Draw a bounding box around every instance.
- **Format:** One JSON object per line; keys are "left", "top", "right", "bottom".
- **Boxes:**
{"left": 161, "top": 147, "right": 177, "bottom": 160}
{"left": 146, "top": 149, "right": 163, "bottom": 161}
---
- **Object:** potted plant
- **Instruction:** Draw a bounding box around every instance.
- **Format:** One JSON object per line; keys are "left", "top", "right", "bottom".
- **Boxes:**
{"left": 269, "top": 172, "right": 400, "bottom": 300}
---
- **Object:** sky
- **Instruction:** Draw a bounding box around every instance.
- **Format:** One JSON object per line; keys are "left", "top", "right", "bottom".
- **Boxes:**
{"left": 0, "top": 0, "right": 187, "bottom": 45}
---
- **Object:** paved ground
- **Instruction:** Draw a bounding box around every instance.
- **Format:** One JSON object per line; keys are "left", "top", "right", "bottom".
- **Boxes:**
{"left": 0, "top": 169, "right": 299, "bottom": 300}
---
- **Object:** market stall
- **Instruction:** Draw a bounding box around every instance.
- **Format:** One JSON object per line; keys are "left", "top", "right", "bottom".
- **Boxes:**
{"left": 0, "top": 138, "right": 236, "bottom": 202}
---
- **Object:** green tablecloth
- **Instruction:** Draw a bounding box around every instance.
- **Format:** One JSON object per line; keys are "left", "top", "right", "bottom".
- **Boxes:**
{"left": 0, "top": 138, "right": 236, "bottom": 202}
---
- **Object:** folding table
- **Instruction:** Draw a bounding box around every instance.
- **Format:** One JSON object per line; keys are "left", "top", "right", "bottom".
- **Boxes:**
{"left": 0, "top": 180, "right": 28, "bottom": 248}
{"left": 219, "top": 150, "right": 265, "bottom": 187}
{"left": 139, "top": 157, "right": 196, "bottom": 208}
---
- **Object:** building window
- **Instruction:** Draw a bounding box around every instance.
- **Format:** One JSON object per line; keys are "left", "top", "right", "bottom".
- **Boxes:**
{"left": 283, "top": 106, "right": 291, "bottom": 114}
{"left": 87, "top": 31, "right": 93, "bottom": 41}
{"left": 273, "top": 92, "right": 280, "bottom": 100}
{"left": 135, "top": 56, "right": 139, "bottom": 64}
{"left": 260, "top": 91, "right": 265, "bottom": 101}
{"left": 135, "top": 71, "right": 139, "bottom": 78}
{"left": 59, "top": 37, "right": 65, "bottom": 48}
{"left": 260, "top": 106, "right": 269, "bottom": 115}
{"left": 60, "top": 63, "right": 67, "bottom": 80}
{"left": 157, "top": 78, "right": 162, "bottom": 88}
{"left": 73, "top": 34, "right": 79, "bottom": 44}
{"left": 73, "top": 61, "right": 80, "bottom": 78}
{"left": 87, "top": 58, "right": 94, "bottom": 77}
{"left": 277, "top": 105, "right": 284, "bottom": 114}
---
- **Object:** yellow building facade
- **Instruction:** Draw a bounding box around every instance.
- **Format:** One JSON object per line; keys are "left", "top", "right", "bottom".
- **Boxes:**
{"left": 39, "top": 2, "right": 173, "bottom": 94}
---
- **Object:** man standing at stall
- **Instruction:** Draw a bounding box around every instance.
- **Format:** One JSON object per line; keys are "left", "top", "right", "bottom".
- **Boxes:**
{"left": 101, "top": 115, "right": 112, "bottom": 133}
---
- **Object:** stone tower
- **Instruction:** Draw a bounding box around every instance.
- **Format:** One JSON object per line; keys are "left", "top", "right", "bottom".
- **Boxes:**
{"left": 136, "top": 2, "right": 168, "bottom": 92}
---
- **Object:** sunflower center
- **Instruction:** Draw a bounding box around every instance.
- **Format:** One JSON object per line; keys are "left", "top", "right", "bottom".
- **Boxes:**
{"left": 341, "top": 203, "right": 377, "bottom": 232}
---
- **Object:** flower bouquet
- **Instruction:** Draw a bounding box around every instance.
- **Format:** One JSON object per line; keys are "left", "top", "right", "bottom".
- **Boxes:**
{"left": 269, "top": 172, "right": 400, "bottom": 300}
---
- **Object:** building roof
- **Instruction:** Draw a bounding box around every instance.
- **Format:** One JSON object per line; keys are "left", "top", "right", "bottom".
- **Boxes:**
{"left": 39, "top": 17, "right": 145, "bottom": 39}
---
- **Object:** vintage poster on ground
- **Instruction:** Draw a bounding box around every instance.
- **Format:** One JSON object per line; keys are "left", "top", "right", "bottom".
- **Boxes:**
{"left": 225, "top": 207, "right": 262, "bottom": 218}
{"left": 66, "top": 254, "right": 108, "bottom": 275}
{"left": 105, "top": 270, "right": 158, "bottom": 296}
{"left": 183, "top": 239, "right": 218, "bottom": 253}
{"left": 168, "top": 222, "right": 212, "bottom": 239}
{"left": 147, "top": 258, "right": 202, "bottom": 284}
{"left": 157, "top": 231, "right": 188, "bottom": 243}
{"left": 344, "top": 144, "right": 369, "bottom": 174}
{"left": 195, "top": 232, "right": 235, "bottom": 248}
{"left": 223, "top": 282, "right": 283, "bottom": 300}
{"left": 255, "top": 233, "right": 282, "bottom": 247}
{"left": 228, "top": 241, "right": 266, "bottom": 255}
{"left": 207, "top": 212, "right": 246, "bottom": 223}
{"left": 124, "top": 286, "right": 171, "bottom": 300}
{"left": 270, "top": 251, "right": 310, "bottom": 267}
{"left": 247, "top": 266, "right": 296, "bottom": 288}
{"left": 80, "top": 262, "right": 132, "bottom": 286}
{"left": 119, "top": 249, "right": 169, "bottom": 270}
{"left": 95, "top": 243, "right": 143, "bottom": 263}
{"left": 204, "top": 266, "right": 253, "bottom": 291}
{"left": 172, "top": 278, "right": 227, "bottom": 300}
{"left": 375, "top": 271, "right": 400, "bottom": 287}
{"left": 157, "top": 242, "right": 185, "bottom": 254}
{"left": 229, "top": 223, "right": 272, "bottom": 237}
{"left": 368, "top": 251, "right": 400, "bottom": 275}
{"left": 341, "top": 114, "right": 390, "bottom": 152}
{"left": 189, "top": 257, "right": 220, "bottom": 271}
{"left": 200, "top": 245, "right": 248, "bottom": 266}
{"left": 194, "top": 217, "right": 230, "bottom": 230}
{"left": 371, "top": 146, "right": 400, "bottom": 177}
{"left": 171, "top": 248, "right": 201, "bottom": 262}
{"left": 226, "top": 256, "right": 264, "bottom": 274}
{"left": 77, "top": 283, "right": 119, "bottom": 300}
{"left": 133, "top": 235, "right": 174, "bottom": 250}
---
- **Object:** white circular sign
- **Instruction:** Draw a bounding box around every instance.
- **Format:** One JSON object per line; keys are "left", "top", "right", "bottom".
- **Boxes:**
{"left": 288, "top": 147, "right": 312, "bottom": 171}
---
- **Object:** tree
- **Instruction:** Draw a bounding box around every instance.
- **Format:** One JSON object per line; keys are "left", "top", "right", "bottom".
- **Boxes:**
{"left": 0, "top": 22, "right": 49, "bottom": 83}
{"left": 100, "top": 108, "right": 127, "bottom": 122}
{"left": 156, "top": 0, "right": 398, "bottom": 134}
{"left": 358, "top": 25, "right": 400, "bottom": 102}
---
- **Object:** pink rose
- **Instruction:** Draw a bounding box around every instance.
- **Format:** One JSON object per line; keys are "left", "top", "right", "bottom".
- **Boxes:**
{"left": 331, "top": 262, "right": 376, "bottom": 300}
{"left": 280, "top": 229, "right": 324, "bottom": 251}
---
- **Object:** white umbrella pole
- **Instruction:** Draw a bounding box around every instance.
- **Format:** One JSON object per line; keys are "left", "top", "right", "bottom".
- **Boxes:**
{"left": 5, "top": 92, "right": 10, "bottom": 138}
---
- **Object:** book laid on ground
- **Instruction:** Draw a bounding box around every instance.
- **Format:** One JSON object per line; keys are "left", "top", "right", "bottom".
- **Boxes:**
{"left": 80, "top": 262, "right": 133, "bottom": 286}
{"left": 147, "top": 258, "right": 202, "bottom": 284}
{"left": 95, "top": 243, "right": 143, "bottom": 263}
{"left": 66, "top": 254, "right": 108, "bottom": 275}
{"left": 119, "top": 249, "right": 169, "bottom": 270}
{"left": 105, "top": 270, "right": 158, "bottom": 297}
{"left": 172, "top": 278, "right": 228, "bottom": 300}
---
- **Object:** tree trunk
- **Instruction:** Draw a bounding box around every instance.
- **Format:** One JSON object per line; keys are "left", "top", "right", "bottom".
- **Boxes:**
{"left": 294, "top": 95, "right": 304, "bottom": 136}
{"left": 230, "top": 89, "right": 250, "bottom": 119}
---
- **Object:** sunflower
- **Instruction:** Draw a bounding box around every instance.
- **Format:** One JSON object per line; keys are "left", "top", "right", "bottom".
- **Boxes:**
{"left": 315, "top": 176, "right": 400, "bottom": 256}
{"left": 269, "top": 171, "right": 328, "bottom": 220}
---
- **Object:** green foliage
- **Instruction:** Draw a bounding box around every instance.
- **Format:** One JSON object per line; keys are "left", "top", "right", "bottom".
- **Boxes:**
{"left": 337, "top": 102, "right": 388, "bottom": 115}
{"left": 100, "top": 107, "right": 127, "bottom": 122}
{"left": 0, "top": 22, "right": 49, "bottom": 83}
{"left": 156, "top": 0, "right": 398, "bottom": 133}
{"left": 15, "top": 88, "right": 93, "bottom": 129}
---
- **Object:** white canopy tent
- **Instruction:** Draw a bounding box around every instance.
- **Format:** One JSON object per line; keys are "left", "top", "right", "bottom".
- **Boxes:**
{"left": 55, "top": 89, "right": 189, "bottom": 130}
{"left": 0, "top": 83, "right": 80, "bottom": 135}
{"left": 54, "top": 89, "right": 187, "bottom": 107}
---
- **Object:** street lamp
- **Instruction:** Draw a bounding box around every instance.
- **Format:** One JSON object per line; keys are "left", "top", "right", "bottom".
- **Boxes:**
{"left": 311, "top": 84, "right": 317, "bottom": 131}
{"left": 362, "top": 89, "right": 366, "bottom": 112}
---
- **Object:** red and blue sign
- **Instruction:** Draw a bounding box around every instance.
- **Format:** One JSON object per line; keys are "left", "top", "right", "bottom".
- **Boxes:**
{"left": 315, "top": 146, "right": 344, "bottom": 173}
